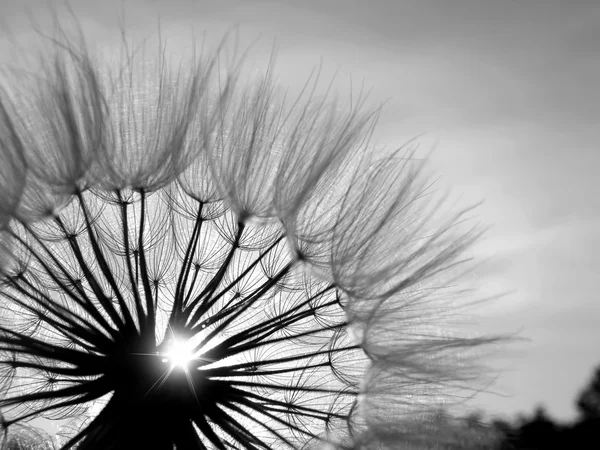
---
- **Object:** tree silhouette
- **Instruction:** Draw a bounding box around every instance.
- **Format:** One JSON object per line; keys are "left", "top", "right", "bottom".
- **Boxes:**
{"left": 576, "top": 365, "right": 600, "bottom": 421}
{"left": 515, "top": 407, "right": 563, "bottom": 449}
{"left": 493, "top": 366, "right": 600, "bottom": 449}
{"left": 0, "top": 14, "right": 499, "bottom": 450}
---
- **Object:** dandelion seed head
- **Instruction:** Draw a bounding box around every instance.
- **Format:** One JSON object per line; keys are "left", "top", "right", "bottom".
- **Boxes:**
{"left": 0, "top": 17, "right": 502, "bottom": 450}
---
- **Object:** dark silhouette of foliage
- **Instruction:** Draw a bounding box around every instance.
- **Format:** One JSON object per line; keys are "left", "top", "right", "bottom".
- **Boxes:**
{"left": 493, "top": 365, "right": 600, "bottom": 449}
{"left": 576, "top": 366, "right": 600, "bottom": 421}
{"left": 513, "top": 407, "right": 564, "bottom": 449}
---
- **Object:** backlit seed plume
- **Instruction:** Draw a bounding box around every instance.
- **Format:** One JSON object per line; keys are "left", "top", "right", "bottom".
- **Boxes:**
{"left": 0, "top": 22, "right": 497, "bottom": 450}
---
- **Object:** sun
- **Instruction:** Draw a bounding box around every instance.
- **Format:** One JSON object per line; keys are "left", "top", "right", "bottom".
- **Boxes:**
{"left": 163, "top": 339, "right": 195, "bottom": 370}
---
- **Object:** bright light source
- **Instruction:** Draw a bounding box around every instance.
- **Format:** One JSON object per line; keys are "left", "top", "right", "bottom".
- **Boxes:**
{"left": 165, "top": 339, "right": 194, "bottom": 370}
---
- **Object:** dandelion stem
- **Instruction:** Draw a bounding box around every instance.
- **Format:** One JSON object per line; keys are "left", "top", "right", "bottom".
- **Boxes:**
{"left": 75, "top": 191, "right": 137, "bottom": 330}
{"left": 137, "top": 188, "right": 158, "bottom": 335}
{"left": 117, "top": 190, "right": 147, "bottom": 332}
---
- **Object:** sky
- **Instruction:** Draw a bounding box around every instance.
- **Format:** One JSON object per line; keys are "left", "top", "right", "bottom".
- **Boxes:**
{"left": 1, "top": 0, "right": 599, "bottom": 425}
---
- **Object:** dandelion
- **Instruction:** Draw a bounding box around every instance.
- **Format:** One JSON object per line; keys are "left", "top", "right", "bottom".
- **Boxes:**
{"left": 0, "top": 20, "right": 497, "bottom": 450}
{"left": 0, "top": 423, "right": 52, "bottom": 450}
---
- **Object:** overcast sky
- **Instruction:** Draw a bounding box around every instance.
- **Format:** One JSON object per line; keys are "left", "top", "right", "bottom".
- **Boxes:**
{"left": 2, "top": 0, "right": 599, "bottom": 423}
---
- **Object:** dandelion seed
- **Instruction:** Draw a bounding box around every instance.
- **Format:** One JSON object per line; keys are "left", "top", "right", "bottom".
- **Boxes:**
{"left": 0, "top": 20, "right": 499, "bottom": 450}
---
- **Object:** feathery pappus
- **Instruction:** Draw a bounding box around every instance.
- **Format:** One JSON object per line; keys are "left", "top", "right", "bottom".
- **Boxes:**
{"left": 0, "top": 18, "right": 499, "bottom": 450}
